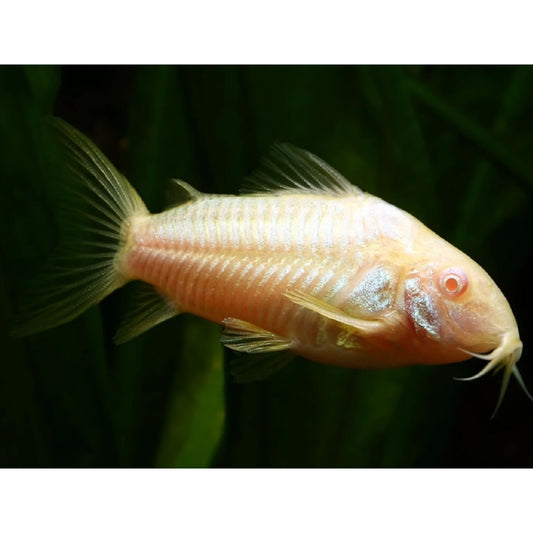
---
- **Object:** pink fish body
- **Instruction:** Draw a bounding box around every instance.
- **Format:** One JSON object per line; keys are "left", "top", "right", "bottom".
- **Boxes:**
{"left": 123, "top": 191, "right": 486, "bottom": 370}
{"left": 13, "top": 118, "right": 531, "bottom": 416}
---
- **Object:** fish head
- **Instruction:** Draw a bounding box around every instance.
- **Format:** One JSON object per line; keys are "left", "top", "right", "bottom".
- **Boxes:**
{"left": 402, "top": 240, "right": 530, "bottom": 416}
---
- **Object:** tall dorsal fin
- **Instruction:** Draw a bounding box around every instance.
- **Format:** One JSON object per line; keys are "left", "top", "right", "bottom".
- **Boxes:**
{"left": 241, "top": 143, "right": 362, "bottom": 196}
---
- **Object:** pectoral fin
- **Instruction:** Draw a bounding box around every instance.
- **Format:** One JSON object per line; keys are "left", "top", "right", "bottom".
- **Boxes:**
{"left": 221, "top": 317, "right": 296, "bottom": 382}
{"left": 284, "top": 289, "right": 383, "bottom": 335}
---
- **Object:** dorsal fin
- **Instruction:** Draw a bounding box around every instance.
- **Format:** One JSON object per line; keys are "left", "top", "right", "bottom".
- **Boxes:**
{"left": 165, "top": 179, "right": 203, "bottom": 208}
{"left": 241, "top": 143, "right": 362, "bottom": 196}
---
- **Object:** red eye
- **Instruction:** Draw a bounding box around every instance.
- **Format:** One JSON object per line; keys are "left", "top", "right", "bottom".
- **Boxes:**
{"left": 439, "top": 268, "right": 468, "bottom": 297}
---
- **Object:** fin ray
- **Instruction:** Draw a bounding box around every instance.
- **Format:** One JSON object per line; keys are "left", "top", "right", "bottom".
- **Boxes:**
{"left": 221, "top": 317, "right": 294, "bottom": 353}
{"left": 284, "top": 289, "right": 382, "bottom": 334}
{"left": 221, "top": 318, "right": 296, "bottom": 382}
{"left": 241, "top": 143, "right": 362, "bottom": 196}
{"left": 114, "top": 282, "right": 179, "bottom": 344}
{"left": 11, "top": 118, "right": 148, "bottom": 337}
{"left": 166, "top": 179, "right": 203, "bottom": 208}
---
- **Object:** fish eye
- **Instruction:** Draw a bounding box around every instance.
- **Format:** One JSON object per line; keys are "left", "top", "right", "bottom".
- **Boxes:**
{"left": 439, "top": 268, "right": 468, "bottom": 297}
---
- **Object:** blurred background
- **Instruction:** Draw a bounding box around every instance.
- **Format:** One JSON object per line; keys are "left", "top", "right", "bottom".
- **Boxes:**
{"left": 1, "top": 65, "right": 532, "bottom": 467}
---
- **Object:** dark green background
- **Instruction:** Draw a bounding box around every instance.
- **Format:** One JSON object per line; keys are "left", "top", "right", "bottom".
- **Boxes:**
{"left": 1, "top": 66, "right": 532, "bottom": 467}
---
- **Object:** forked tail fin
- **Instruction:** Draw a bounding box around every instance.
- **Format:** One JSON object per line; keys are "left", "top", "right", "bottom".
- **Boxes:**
{"left": 11, "top": 117, "right": 148, "bottom": 337}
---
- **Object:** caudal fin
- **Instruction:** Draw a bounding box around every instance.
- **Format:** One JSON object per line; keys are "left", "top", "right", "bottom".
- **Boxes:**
{"left": 11, "top": 117, "right": 148, "bottom": 337}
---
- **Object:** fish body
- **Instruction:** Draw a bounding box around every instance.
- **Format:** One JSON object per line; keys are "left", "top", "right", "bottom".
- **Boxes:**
{"left": 12, "top": 118, "right": 531, "bottom": 415}
{"left": 124, "top": 193, "right": 411, "bottom": 368}
{"left": 122, "top": 192, "right": 487, "bottom": 370}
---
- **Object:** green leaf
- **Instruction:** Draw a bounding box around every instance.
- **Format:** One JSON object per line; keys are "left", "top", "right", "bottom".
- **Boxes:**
{"left": 155, "top": 318, "right": 225, "bottom": 467}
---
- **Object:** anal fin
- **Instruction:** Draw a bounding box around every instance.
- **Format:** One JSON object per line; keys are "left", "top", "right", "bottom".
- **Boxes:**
{"left": 221, "top": 317, "right": 295, "bottom": 382}
{"left": 114, "top": 282, "right": 179, "bottom": 344}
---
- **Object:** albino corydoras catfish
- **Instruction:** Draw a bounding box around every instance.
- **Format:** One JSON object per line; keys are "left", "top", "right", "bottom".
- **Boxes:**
{"left": 12, "top": 118, "right": 532, "bottom": 417}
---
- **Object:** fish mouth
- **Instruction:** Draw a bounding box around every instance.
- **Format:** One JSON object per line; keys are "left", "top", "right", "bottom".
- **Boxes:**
{"left": 456, "top": 333, "right": 532, "bottom": 418}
